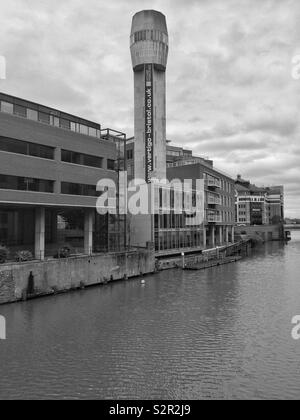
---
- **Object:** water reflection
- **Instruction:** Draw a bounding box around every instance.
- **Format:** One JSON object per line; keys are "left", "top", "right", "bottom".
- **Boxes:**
{"left": 1, "top": 235, "right": 300, "bottom": 399}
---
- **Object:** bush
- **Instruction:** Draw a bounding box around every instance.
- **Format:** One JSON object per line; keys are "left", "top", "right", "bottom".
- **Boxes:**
{"left": 15, "top": 250, "right": 34, "bottom": 263}
{"left": 0, "top": 246, "right": 9, "bottom": 264}
{"left": 54, "top": 246, "right": 71, "bottom": 259}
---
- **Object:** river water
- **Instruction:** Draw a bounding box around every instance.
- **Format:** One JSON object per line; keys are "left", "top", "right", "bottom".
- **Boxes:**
{"left": 0, "top": 232, "right": 300, "bottom": 400}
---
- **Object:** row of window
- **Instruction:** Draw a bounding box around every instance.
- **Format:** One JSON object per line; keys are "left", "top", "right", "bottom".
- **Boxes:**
{"left": 61, "top": 149, "right": 103, "bottom": 169}
{"left": 155, "top": 229, "right": 204, "bottom": 252}
{"left": 0, "top": 174, "right": 54, "bottom": 193}
{"left": 61, "top": 182, "right": 98, "bottom": 197}
{"left": 0, "top": 174, "right": 100, "bottom": 197}
{"left": 0, "top": 136, "right": 116, "bottom": 170}
{"left": 0, "top": 100, "right": 101, "bottom": 139}
{"left": 131, "top": 30, "right": 168, "bottom": 45}
{"left": 0, "top": 136, "right": 54, "bottom": 159}
{"left": 238, "top": 196, "right": 265, "bottom": 201}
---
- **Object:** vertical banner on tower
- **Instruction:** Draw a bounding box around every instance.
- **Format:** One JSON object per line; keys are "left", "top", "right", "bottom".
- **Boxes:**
{"left": 145, "top": 63, "right": 154, "bottom": 184}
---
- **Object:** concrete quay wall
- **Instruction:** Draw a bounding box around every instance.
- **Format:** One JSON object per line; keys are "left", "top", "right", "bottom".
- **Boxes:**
{"left": 0, "top": 250, "right": 155, "bottom": 305}
{"left": 235, "top": 225, "right": 284, "bottom": 242}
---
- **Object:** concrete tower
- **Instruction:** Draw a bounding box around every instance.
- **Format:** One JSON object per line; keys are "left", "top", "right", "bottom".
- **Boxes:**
{"left": 130, "top": 10, "right": 169, "bottom": 183}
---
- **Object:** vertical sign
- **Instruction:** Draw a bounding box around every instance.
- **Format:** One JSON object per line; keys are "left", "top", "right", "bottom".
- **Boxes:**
{"left": 145, "top": 63, "right": 154, "bottom": 184}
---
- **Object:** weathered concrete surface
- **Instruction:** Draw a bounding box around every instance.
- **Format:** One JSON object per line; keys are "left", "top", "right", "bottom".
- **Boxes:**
{"left": 0, "top": 250, "right": 155, "bottom": 305}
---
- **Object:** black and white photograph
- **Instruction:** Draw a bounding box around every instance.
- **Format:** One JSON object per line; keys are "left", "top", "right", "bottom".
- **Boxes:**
{"left": 0, "top": 0, "right": 300, "bottom": 404}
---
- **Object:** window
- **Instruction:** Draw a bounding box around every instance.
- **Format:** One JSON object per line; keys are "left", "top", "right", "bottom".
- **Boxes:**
{"left": 127, "top": 149, "right": 133, "bottom": 160}
{"left": 0, "top": 136, "right": 54, "bottom": 159}
{"left": 53, "top": 116, "right": 60, "bottom": 127}
{"left": 89, "top": 127, "right": 97, "bottom": 137}
{"left": 38, "top": 112, "right": 50, "bottom": 124}
{"left": 28, "top": 143, "right": 54, "bottom": 159}
{"left": 0, "top": 174, "right": 54, "bottom": 193}
{"left": 14, "top": 104, "right": 27, "bottom": 118}
{"left": 61, "top": 149, "right": 103, "bottom": 168}
{"left": 83, "top": 154, "right": 103, "bottom": 168}
{"left": 0, "top": 136, "right": 27, "bottom": 155}
{"left": 60, "top": 118, "right": 70, "bottom": 130}
{"left": 61, "top": 181, "right": 98, "bottom": 197}
{"left": 107, "top": 159, "right": 115, "bottom": 171}
{"left": 79, "top": 124, "right": 89, "bottom": 135}
{"left": 27, "top": 109, "right": 38, "bottom": 121}
{"left": 1, "top": 101, "right": 13, "bottom": 114}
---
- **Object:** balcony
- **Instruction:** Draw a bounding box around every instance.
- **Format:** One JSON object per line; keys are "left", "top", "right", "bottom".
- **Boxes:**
{"left": 206, "top": 212, "right": 222, "bottom": 223}
{"left": 205, "top": 178, "right": 221, "bottom": 189}
{"left": 207, "top": 194, "right": 222, "bottom": 205}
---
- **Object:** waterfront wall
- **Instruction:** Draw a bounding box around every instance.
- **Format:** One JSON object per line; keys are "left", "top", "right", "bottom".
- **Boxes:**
{"left": 157, "top": 241, "right": 251, "bottom": 271}
{"left": 0, "top": 249, "right": 155, "bottom": 304}
{"left": 235, "top": 225, "right": 284, "bottom": 242}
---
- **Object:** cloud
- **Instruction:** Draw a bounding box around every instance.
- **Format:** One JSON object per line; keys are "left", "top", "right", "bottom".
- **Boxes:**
{"left": 0, "top": 0, "right": 299, "bottom": 216}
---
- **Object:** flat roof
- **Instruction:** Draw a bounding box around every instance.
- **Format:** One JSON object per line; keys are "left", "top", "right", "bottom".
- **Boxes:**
{"left": 0, "top": 92, "right": 100, "bottom": 130}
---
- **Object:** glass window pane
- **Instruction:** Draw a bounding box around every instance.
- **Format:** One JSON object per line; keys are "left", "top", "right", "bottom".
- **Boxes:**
{"left": 61, "top": 182, "right": 97, "bottom": 197}
{"left": 27, "top": 109, "right": 38, "bottom": 121}
{"left": 60, "top": 118, "right": 70, "bottom": 130}
{"left": 38, "top": 112, "right": 50, "bottom": 124}
{"left": 79, "top": 124, "right": 88, "bottom": 135}
{"left": 14, "top": 104, "right": 27, "bottom": 118}
{"left": 1, "top": 101, "right": 13, "bottom": 114}
{"left": 0, "top": 136, "right": 27, "bottom": 154}
{"left": 89, "top": 127, "right": 97, "bottom": 137}
{"left": 107, "top": 159, "right": 115, "bottom": 170}
{"left": 0, "top": 174, "right": 53, "bottom": 193}
{"left": 53, "top": 117, "right": 60, "bottom": 127}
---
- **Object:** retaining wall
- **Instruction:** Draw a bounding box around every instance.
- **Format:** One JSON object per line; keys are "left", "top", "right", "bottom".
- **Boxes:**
{"left": 235, "top": 225, "right": 284, "bottom": 242}
{"left": 0, "top": 249, "right": 155, "bottom": 305}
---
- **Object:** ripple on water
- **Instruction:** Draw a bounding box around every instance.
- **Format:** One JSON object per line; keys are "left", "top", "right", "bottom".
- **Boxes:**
{"left": 1, "top": 238, "right": 300, "bottom": 399}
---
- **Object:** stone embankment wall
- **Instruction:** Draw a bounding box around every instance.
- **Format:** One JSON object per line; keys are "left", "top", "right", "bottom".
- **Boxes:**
{"left": 235, "top": 225, "right": 284, "bottom": 242}
{"left": 0, "top": 250, "right": 155, "bottom": 305}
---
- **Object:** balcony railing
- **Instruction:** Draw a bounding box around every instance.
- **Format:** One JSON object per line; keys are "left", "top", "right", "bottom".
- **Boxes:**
{"left": 205, "top": 178, "right": 221, "bottom": 188}
{"left": 207, "top": 194, "right": 222, "bottom": 205}
{"left": 206, "top": 213, "right": 222, "bottom": 223}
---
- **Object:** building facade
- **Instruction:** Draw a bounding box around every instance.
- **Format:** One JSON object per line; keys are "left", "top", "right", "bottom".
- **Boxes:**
{"left": 0, "top": 92, "right": 125, "bottom": 261}
{"left": 235, "top": 175, "right": 284, "bottom": 226}
{"left": 167, "top": 158, "right": 236, "bottom": 252}
{"left": 126, "top": 140, "right": 236, "bottom": 253}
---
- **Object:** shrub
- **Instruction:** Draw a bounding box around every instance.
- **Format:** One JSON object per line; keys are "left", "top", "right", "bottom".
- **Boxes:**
{"left": 54, "top": 246, "right": 71, "bottom": 259}
{"left": 0, "top": 246, "right": 9, "bottom": 264}
{"left": 15, "top": 250, "right": 34, "bottom": 262}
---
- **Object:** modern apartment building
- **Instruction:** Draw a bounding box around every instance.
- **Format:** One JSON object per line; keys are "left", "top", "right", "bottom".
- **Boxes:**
{"left": 235, "top": 175, "right": 284, "bottom": 226}
{"left": 167, "top": 156, "right": 236, "bottom": 253}
{"left": 126, "top": 140, "right": 236, "bottom": 253}
{"left": 0, "top": 92, "right": 126, "bottom": 260}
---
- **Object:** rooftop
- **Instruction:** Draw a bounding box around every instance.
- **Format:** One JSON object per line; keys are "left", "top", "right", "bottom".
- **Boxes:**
{"left": 0, "top": 91, "right": 101, "bottom": 139}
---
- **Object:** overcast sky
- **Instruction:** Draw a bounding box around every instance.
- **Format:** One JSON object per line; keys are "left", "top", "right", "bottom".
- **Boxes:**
{"left": 0, "top": 0, "right": 299, "bottom": 216}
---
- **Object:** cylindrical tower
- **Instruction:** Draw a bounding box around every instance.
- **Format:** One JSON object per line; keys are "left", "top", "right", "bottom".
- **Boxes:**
{"left": 130, "top": 10, "right": 168, "bottom": 183}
